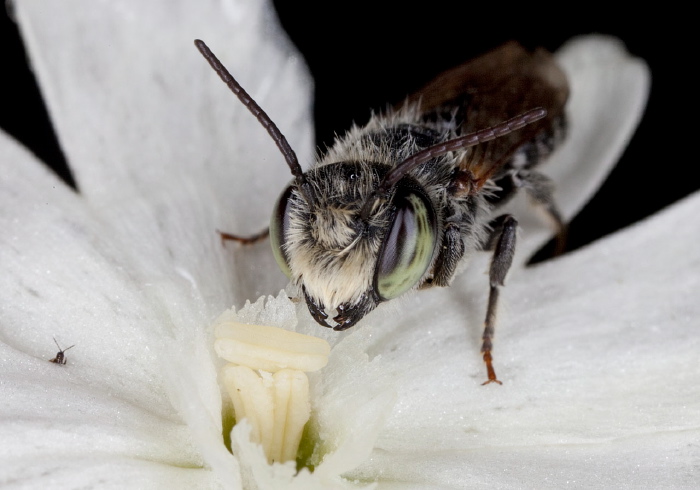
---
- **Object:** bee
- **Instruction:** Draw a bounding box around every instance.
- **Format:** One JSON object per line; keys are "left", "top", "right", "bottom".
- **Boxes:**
{"left": 49, "top": 337, "right": 75, "bottom": 365}
{"left": 195, "top": 39, "right": 569, "bottom": 384}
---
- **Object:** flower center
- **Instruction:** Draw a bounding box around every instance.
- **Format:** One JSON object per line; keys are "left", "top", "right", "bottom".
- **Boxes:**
{"left": 214, "top": 318, "right": 330, "bottom": 464}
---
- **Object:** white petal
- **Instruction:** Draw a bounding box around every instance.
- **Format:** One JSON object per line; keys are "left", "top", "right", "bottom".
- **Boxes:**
{"left": 1, "top": 130, "right": 171, "bottom": 413}
{"left": 352, "top": 429, "right": 699, "bottom": 489}
{"left": 341, "top": 190, "right": 700, "bottom": 488}
{"left": 230, "top": 420, "right": 379, "bottom": 490}
{"left": 15, "top": 0, "right": 313, "bottom": 305}
{"left": 1, "top": 457, "right": 217, "bottom": 489}
{"left": 0, "top": 130, "right": 230, "bottom": 485}
{"left": 511, "top": 35, "right": 650, "bottom": 260}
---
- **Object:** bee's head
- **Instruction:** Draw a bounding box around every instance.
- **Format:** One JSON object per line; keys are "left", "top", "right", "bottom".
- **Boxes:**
{"left": 270, "top": 161, "right": 439, "bottom": 330}
{"left": 192, "top": 40, "right": 439, "bottom": 331}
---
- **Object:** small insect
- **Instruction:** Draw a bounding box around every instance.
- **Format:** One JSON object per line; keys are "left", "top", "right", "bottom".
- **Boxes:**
{"left": 195, "top": 39, "right": 569, "bottom": 384}
{"left": 49, "top": 337, "right": 75, "bottom": 365}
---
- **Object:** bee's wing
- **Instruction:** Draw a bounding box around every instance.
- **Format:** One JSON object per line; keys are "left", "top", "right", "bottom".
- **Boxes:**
{"left": 407, "top": 42, "right": 569, "bottom": 184}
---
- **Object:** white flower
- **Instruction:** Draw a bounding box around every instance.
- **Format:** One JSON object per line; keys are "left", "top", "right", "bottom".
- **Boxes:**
{"left": 2, "top": 0, "right": 696, "bottom": 489}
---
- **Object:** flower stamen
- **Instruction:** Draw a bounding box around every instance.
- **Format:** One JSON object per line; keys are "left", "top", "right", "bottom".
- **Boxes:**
{"left": 214, "top": 319, "right": 330, "bottom": 464}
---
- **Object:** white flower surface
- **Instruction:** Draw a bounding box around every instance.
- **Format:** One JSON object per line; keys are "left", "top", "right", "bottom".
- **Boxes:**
{"left": 1, "top": 0, "right": 696, "bottom": 488}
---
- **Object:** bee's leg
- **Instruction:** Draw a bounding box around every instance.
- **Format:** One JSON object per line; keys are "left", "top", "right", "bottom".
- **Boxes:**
{"left": 514, "top": 169, "right": 567, "bottom": 254}
{"left": 423, "top": 223, "right": 465, "bottom": 288}
{"left": 217, "top": 228, "right": 269, "bottom": 246}
{"left": 481, "top": 214, "right": 517, "bottom": 385}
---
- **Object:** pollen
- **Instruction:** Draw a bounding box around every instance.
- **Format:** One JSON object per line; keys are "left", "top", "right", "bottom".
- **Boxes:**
{"left": 214, "top": 318, "right": 330, "bottom": 464}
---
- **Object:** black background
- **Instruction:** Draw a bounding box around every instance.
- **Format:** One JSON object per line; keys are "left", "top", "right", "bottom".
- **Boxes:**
{"left": 0, "top": 3, "right": 689, "bottom": 259}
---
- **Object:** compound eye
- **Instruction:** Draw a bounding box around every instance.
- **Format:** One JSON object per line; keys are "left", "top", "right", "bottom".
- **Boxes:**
{"left": 375, "top": 189, "right": 437, "bottom": 300}
{"left": 269, "top": 185, "right": 293, "bottom": 278}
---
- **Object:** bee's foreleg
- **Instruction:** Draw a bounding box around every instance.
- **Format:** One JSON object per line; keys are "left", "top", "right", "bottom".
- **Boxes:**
{"left": 481, "top": 214, "right": 517, "bottom": 385}
{"left": 422, "top": 223, "right": 465, "bottom": 288}
{"left": 216, "top": 228, "right": 270, "bottom": 246}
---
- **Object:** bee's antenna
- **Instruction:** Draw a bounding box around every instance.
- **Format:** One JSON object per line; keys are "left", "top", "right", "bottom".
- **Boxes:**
{"left": 359, "top": 108, "right": 547, "bottom": 220}
{"left": 194, "top": 40, "right": 313, "bottom": 203}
